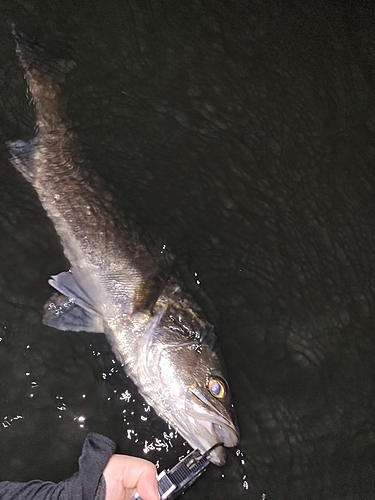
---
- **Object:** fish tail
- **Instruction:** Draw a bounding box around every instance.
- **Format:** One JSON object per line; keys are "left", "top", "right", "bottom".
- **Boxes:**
{"left": 11, "top": 24, "right": 75, "bottom": 133}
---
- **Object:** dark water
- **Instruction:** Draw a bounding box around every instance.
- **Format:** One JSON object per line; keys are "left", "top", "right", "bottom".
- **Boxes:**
{"left": 1, "top": 1, "right": 375, "bottom": 498}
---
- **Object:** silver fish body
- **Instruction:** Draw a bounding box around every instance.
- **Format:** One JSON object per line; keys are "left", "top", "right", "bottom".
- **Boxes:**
{"left": 8, "top": 27, "right": 239, "bottom": 465}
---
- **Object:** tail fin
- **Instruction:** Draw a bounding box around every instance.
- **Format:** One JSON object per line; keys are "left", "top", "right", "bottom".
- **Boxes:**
{"left": 11, "top": 25, "right": 75, "bottom": 133}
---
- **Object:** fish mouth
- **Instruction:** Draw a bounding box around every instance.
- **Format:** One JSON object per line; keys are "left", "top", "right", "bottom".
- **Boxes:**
{"left": 184, "top": 387, "right": 239, "bottom": 466}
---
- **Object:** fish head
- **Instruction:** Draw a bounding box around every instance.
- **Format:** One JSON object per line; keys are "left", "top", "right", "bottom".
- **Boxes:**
{"left": 146, "top": 317, "right": 239, "bottom": 466}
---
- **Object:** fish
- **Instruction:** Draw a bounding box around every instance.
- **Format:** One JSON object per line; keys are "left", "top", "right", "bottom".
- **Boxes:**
{"left": 7, "top": 26, "right": 239, "bottom": 465}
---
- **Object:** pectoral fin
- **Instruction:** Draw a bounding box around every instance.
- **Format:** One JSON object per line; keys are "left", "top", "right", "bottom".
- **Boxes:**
{"left": 43, "top": 292, "right": 104, "bottom": 333}
{"left": 133, "top": 271, "right": 168, "bottom": 314}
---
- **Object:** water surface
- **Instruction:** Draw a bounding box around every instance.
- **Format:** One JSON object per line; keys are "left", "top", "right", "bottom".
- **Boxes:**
{"left": 0, "top": 1, "right": 375, "bottom": 499}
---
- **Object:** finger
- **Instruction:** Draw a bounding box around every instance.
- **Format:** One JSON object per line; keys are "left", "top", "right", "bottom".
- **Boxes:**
{"left": 104, "top": 455, "right": 155, "bottom": 484}
{"left": 135, "top": 466, "right": 160, "bottom": 500}
{"left": 106, "top": 455, "right": 159, "bottom": 500}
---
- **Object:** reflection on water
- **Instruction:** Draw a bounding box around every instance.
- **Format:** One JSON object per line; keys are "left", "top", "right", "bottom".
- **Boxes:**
{"left": 1, "top": 1, "right": 375, "bottom": 499}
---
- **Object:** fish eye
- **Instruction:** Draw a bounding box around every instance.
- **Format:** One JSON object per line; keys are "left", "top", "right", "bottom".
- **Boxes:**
{"left": 207, "top": 376, "right": 226, "bottom": 399}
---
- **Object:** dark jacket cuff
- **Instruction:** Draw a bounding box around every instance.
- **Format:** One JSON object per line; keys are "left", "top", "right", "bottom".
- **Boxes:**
{"left": 0, "top": 432, "right": 116, "bottom": 500}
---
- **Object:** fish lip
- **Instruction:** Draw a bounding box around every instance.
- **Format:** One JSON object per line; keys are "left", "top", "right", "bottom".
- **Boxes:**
{"left": 184, "top": 387, "right": 239, "bottom": 464}
{"left": 204, "top": 440, "right": 227, "bottom": 466}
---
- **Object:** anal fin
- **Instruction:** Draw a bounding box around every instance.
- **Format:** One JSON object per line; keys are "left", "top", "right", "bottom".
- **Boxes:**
{"left": 7, "top": 139, "right": 37, "bottom": 182}
{"left": 48, "top": 267, "right": 103, "bottom": 316}
{"left": 43, "top": 292, "right": 104, "bottom": 333}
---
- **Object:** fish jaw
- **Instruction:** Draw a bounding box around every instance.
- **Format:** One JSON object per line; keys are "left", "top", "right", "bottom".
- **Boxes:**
{"left": 184, "top": 387, "right": 239, "bottom": 465}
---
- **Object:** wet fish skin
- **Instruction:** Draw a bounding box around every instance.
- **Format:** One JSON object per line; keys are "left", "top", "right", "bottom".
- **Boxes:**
{"left": 8, "top": 26, "right": 239, "bottom": 465}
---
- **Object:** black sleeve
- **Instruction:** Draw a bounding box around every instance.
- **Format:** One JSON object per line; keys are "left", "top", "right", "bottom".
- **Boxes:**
{"left": 0, "top": 433, "right": 116, "bottom": 500}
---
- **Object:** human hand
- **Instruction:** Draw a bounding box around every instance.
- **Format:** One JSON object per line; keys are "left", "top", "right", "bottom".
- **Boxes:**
{"left": 103, "top": 454, "right": 159, "bottom": 500}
